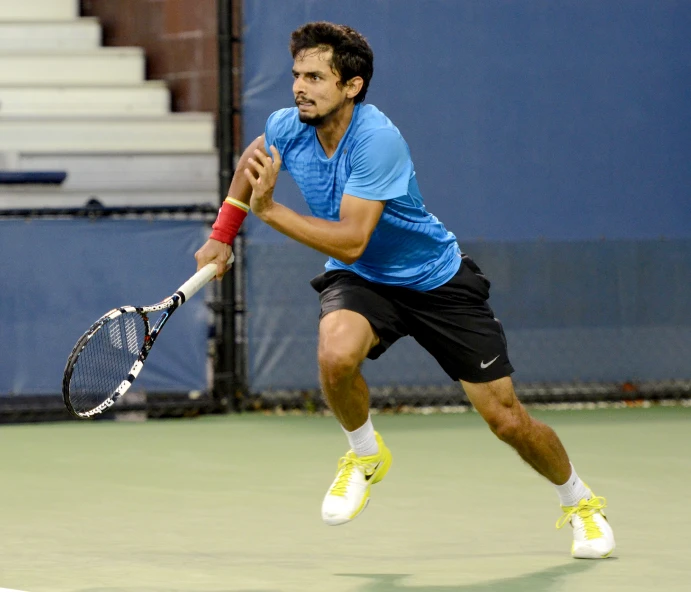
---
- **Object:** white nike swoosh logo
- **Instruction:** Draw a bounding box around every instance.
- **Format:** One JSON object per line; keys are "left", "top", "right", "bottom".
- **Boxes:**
{"left": 480, "top": 355, "right": 500, "bottom": 369}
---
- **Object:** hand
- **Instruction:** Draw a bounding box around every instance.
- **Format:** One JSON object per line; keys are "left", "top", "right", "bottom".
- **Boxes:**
{"left": 194, "top": 238, "right": 232, "bottom": 280}
{"left": 244, "top": 146, "right": 281, "bottom": 218}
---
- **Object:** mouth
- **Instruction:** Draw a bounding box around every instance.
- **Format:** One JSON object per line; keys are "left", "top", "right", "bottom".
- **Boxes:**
{"left": 295, "top": 98, "right": 314, "bottom": 108}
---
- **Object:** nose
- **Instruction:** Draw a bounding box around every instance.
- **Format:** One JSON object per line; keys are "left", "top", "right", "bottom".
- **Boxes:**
{"left": 293, "top": 75, "right": 306, "bottom": 95}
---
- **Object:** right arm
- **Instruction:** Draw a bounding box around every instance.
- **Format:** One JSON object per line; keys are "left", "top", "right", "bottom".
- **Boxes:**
{"left": 194, "top": 135, "right": 269, "bottom": 278}
{"left": 226, "top": 134, "right": 269, "bottom": 209}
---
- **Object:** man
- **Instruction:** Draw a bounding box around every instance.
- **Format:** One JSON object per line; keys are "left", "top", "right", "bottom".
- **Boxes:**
{"left": 195, "top": 21, "right": 615, "bottom": 559}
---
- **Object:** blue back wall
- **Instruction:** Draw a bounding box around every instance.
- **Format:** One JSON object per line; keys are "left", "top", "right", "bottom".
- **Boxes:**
{"left": 242, "top": 1, "right": 691, "bottom": 390}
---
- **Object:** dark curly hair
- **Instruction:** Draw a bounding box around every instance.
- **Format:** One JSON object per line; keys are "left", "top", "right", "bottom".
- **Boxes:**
{"left": 290, "top": 22, "right": 374, "bottom": 104}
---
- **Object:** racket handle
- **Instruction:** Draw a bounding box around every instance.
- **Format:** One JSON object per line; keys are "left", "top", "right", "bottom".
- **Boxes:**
{"left": 177, "top": 253, "right": 235, "bottom": 301}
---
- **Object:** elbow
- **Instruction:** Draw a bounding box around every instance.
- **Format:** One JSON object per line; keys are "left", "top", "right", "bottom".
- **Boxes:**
{"left": 339, "top": 243, "right": 367, "bottom": 265}
{"left": 340, "top": 254, "right": 359, "bottom": 265}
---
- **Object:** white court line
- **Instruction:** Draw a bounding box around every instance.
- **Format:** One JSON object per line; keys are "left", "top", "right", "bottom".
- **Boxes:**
{"left": 0, "top": 588, "right": 30, "bottom": 591}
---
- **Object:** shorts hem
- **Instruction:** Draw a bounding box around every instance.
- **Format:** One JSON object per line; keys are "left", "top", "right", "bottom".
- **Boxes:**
{"left": 450, "top": 363, "right": 515, "bottom": 383}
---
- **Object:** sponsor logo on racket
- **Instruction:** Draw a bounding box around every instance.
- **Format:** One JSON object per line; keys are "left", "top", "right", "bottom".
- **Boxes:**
{"left": 81, "top": 397, "right": 116, "bottom": 417}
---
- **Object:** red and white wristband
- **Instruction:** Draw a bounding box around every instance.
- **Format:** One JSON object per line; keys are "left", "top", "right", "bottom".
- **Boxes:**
{"left": 209, "top": 197, "right": 250, "bottom": 244}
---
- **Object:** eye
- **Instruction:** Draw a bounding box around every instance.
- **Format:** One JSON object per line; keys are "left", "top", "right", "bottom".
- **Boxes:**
{"left": 311, "top": 75, "right": 320, "bottom": 81}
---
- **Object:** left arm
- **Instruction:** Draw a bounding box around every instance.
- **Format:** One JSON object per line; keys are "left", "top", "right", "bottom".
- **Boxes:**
{"left": 245, "top": 147, "right": 384, "bottom": 264}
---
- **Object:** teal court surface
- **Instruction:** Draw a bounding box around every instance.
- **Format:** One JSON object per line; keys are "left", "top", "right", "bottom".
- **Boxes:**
{"left": 1, "top": 406, "right": 690, "bottom": 591}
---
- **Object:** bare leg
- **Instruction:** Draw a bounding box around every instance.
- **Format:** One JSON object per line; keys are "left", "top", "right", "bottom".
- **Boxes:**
{"left": 318, "top": 313, "right": 392, "bottom": 526}
{"left": 318, "top": 310, "right": 379, "bottom": 431}
{"left": 462, "top": 376, "right": 571, "bottom": 485}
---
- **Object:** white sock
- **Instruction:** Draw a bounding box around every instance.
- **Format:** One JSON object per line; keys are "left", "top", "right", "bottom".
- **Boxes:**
{"left": 554, "top": 464, "right": 592, "bottom": 507}
{"left": 343, "top": 414, "right": 379, "bottom": 457}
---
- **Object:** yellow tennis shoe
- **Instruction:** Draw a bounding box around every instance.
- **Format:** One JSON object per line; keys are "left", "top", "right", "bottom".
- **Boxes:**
{"left": 321, "top": 431, "right": 392, "bottom": 525}
{"left": 557, "top": 491, "right": 615, "bottom": 558}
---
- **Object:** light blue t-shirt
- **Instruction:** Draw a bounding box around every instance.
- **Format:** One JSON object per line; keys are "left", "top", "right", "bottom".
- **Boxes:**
{"left": 264, "top": 103, "right": 461, "bottom": 291}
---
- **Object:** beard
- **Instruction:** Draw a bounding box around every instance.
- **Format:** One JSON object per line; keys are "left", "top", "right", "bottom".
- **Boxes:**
{"left": 298, "top": 111, "right": 327, "bottom": 127}
{"left": 296, "top": 99, "right": 339, "bottom": 127}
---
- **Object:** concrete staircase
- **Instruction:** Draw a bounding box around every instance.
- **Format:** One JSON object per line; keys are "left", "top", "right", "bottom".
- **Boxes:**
{"left": 0, "top": 0, "right": 217, "bottom": 207}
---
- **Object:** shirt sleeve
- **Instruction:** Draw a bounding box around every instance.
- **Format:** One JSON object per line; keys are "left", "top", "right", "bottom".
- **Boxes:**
{"left": 344, "top": 129, "right": 412, "bottom": 201}
{"left": 264, "top": 109, "right": 291, "bottom": 171}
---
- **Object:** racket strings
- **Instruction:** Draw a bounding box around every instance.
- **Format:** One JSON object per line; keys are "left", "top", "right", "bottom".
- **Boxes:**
{"left": 69, "top": 313, "right": 147, "bottom": 414}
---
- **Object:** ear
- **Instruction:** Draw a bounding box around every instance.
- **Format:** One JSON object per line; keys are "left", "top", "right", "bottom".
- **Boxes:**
{"left": 345, "top": 76, "right": 364, "bottom": 99}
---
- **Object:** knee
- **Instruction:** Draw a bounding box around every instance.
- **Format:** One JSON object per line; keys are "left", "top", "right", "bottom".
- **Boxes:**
{"left": 486, "top": 410, "right": 528, "bottom": 445}
{"left": 318, "top": 347, "right": 361, "bottom": 389}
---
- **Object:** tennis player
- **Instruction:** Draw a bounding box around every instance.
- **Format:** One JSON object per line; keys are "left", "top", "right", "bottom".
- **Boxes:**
{"left": 195, "top": 21, "right": 615, "bottom": 559}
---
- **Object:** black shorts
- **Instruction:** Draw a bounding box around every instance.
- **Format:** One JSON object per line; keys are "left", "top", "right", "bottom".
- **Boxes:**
{"left": 310, "top": 255, "right": 514, "bottom": 383}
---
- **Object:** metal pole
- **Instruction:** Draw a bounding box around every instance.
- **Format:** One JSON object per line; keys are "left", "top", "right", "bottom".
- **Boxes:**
{"left": 215, "top": 0, "right": 246, "bottom": 410}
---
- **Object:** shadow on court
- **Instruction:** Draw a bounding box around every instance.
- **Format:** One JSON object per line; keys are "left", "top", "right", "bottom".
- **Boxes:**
{"left": 69, "top": 562, "right": 596, "bottom": 592}
{"left": 338, "top": 561, "right": 599, "bottom": 591}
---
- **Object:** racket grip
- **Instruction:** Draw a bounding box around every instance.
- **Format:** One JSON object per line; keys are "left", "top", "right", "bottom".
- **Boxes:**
{"left": 177, "top": 254, "right": 235, "bottom": 301}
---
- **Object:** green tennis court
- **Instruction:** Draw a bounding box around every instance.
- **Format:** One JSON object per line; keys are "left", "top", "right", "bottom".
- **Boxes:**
{"left": 1, "top": 406, "right": 689, "bottom": 591}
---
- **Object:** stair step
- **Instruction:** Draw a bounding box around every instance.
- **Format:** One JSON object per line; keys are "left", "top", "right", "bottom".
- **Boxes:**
{"left": 0, "top": 83, "right": 170, "bottom": 116}
{"left": 0, "top": 115, "right": 216, "bottom": 153}
{"left": 0, "top": 49, "right": 145, "bottom": 85}
{"left": 0, "top": 0, "right": 78, "bottom": 21}
{"left": 0, "top": 189, "right": 217, "bottom": 209}
{"left": 15, "top": 152, "right": 219, "bottom": 192}
{"left": 0, "top": 19, "right": 101, "bottom": 51}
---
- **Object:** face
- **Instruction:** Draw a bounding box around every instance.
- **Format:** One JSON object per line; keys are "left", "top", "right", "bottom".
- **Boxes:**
{"left": 292, "top": 48, "right": 351, "bottom": 127}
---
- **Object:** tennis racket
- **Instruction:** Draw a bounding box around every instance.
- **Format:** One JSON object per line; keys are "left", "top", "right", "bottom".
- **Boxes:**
{"left": 62, "top": 255, "right": 233, "bottom": 419}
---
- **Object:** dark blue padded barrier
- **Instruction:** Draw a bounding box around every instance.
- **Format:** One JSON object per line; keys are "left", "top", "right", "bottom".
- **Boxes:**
{"left": 246, "top": 239, "right": 691, "bottom": 390}
{"left": 242, "top": 1, "right": 691, "bottom": 391}
{"left": 0, "top": 219, "right": 210, "bottom": 396}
